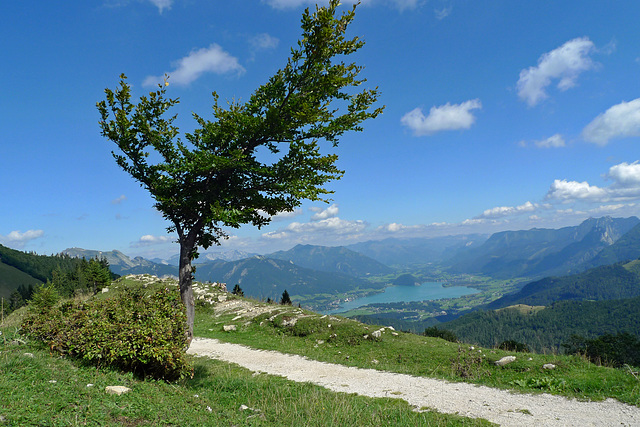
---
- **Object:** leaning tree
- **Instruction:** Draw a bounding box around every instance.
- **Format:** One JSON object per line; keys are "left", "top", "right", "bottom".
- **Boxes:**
{"left": 97, "top": 0, "right": 382, "bottom": 343}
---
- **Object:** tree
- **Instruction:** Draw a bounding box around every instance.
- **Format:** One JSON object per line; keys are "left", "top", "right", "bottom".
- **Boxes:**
{"left": 280, "top": 289, "right": 292, "bottom": 306}
{"left": 97, "top": 1, "right": 382, "bottom": 343}
{"left": 231, "top": 284, "right": 244, "bottom": 297}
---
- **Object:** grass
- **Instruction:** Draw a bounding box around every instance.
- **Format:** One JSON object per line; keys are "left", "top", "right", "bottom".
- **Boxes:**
{"left": 3, "top": 274, "right": 638, "bottom": 425}
{"left": 194, "top": 294, "right": 640, "bottom": 407}
{"left": 0, "top": 277, "right": 492, "bottom": 426}
{"left": 0, "top": 329, "right": 489, "bottom": 426}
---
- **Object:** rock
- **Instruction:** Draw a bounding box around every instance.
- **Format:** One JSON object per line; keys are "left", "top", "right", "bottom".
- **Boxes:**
{"left": 105, "top": 386, "right": 131, "bottom": 395}
{"left": 494, "top": 356, "right": 516, "bottom": 366}
{"left": 23, "top": 353, "right": 34, "bottom": 358}
{"left": 282, "top": 317, "right": 297, "bottom": 327}
{"left": 543, "top": 363, "right": 556, "bottom": 370}
{"left": 387, "top": 326, "right": 395, "bottom": 331}
{"left": 372, "top": 330, "right": 382, "bottom": 338}
{"left": 316, "top": 340, "right": 325, "bottom": 345}
{"left": 218, "top": 294, "right": 227, "bottom": 302}
{"left": 101, "top": 287, "right": 109, "bottom": 293}
{"left": 223, "top": 325, "right": 237, "bottom": 332}
{"left": 372, "top": 359, "right": 379, "bottom": 364}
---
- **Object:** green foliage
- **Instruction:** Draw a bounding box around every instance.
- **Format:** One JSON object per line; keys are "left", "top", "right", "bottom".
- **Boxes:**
{"left": 424, "top": 326, "right": 458, "bottom": 343}
{"left": 511, "top": 377, "right": 567, "bottom": 392}
{"left": 97, "top": 1, "right": 382, "bottom": 337}
{"left": 488, "top": 261, "right": 640, "bottom": 309}
{"left": 28, "top": 283, "right": 60, "bottom": 314}
{"left": 280, "top": 289, "right": 292, "bottom": 305}
{"left": 231, "top": 284, "right": 244, "bottom": 297}
{"left": 563, "top": 333, "right": 640, "bottom": 368}
{"left": 443, "top": 296, "right": 640, "bottom": 353}
{"left": 497, "top": 340, "right": 530, "bottom": 353}
{"left": 21, "top": 287, "right": 191, "bottom": 380}
{"left": 451, "top": 346, "right": 490, "bottom": 379}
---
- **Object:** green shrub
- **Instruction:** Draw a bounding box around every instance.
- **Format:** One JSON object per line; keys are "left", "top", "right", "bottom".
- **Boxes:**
{"left": 424, "top": 326, "right": 458, "bottom": 343}
{"left": 22, "top": 287, "right": 191, "bottom": 380}
{"left": 29, "top": 283, "right": 60, "bottom": 313}
{"left": 564, "top": 333, "right": 640, "bottom": 368}
{"left": 497, "top": 339, "right": 530, "bottom": 353}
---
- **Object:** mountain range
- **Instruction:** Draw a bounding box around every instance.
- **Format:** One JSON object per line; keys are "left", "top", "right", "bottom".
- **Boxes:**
{"left": 443, "top": 216, "right": 640, "bottom": 279}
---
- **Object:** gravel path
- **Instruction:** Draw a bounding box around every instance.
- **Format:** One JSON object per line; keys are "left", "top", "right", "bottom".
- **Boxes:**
{"left": 188, "top": 338, "right": 640, "bottom": 427}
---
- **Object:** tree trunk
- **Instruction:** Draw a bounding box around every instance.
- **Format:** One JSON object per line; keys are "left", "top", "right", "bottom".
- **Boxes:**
{"left": 178, "top": 241, "right": 196, "bottom": 346}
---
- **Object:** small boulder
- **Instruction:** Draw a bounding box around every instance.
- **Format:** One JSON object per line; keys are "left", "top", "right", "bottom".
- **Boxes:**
{"left": 223, "top": 324, "right": 237, "bottom": 332}
{"left": 372, "top": 330, "right": 382, "bottom": 338}
{"left": 105, "top": 386, "right": 131, "bottom": 395}
{"left": 543, "top": 363, "right": 556, "bottom": 370}
{"left": 494, "top": 356, "right": 516, "bottom": 366}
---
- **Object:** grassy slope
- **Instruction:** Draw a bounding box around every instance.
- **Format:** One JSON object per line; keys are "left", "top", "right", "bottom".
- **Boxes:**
{"left": 1, "top": 275, "right": 638, "bottom": 425}
{"left": 0, "top": 261, "right": 41, "bottom": 300}
{"left": 0, "top": 279, "right": 488, "bottom": 426}
{"left": 194, "top": 295, "right": 640, "bottom": 407}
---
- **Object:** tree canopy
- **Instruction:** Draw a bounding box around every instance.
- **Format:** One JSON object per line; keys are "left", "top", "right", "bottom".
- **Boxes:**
{"left": 97, "top": 0, "right": 382, "bottom": 341}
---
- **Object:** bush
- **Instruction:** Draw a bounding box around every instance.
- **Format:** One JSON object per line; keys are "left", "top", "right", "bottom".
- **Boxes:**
{"left": 29, "top": 283, "right": 60, "bottom": 314}
{"left": 22, "top": 287, "right": 191, "bottom": 380}
{"left": 424, "top": 326, "right": 457, "bottom": 343}
{"left": 564, "top": 333, "right": 640, "bottom": 368}
{"left": 497, "top": 340, "right": 530, "bottom": 353}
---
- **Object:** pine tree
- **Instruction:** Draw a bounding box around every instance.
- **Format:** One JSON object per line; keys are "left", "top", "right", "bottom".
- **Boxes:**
{"left": 280, "top": 289, "right": 292, "bottom": 306}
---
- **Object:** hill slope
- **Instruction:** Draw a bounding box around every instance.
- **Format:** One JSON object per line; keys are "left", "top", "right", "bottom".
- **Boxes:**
{"left": 194, "top": 256, "right": 378, "bottom": 300}
{"left": 346, "top": 235, "right": 488, "bottom": 266}
{"left": 441, "top": 296, "right": 640, "bottom": 352}
{"left": 445, "top": 216, "right": 639, "bottom": 278}
{"left": 486, "top": 260, "right": 640, "bottom": 309}
{"left": 267, "top": 244, "right": 393, "bottom": 277}
{"left": 63, "top": 248, "right": 177, "bottom": 277}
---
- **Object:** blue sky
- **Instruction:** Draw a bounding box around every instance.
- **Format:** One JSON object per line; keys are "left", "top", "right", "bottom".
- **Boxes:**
{"left": 3, "top": 0, "right": 640, "bottom": 260}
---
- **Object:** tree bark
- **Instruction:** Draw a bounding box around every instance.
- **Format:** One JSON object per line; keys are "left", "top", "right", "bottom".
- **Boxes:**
{"left": 178, "top": 240, "right": 195, "bottom": 346}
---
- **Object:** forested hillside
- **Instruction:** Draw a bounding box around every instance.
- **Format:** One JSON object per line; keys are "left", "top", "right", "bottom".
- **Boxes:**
{"left": 441, "top": 297, "right": 640, "bottom": 352}
{"left": 0, "top": 244, "right": 113, "bottom": 316}
{"left": 486, "top": 260, "right": 640, "bottom": 309}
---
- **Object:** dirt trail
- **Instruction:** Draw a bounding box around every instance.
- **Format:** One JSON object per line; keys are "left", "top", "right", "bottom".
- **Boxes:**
{"left": 188, "top": 338, "right": 639, "bottom": 427}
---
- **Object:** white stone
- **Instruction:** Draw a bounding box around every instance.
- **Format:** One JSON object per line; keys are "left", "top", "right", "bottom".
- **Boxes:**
{"left": 494, "top": 356, "right": 516, "bottom": 366}
{"left": 105, "top": 386, "right": 131, "bottom": 395}
{"left": 543, "top": 363, "right": 556, "bottom": 370}
{"left": 223, "top": 325, "right": 237, "bottom": 332}
{"left": 372, "top": 330, "right": 382, "bottom": 338}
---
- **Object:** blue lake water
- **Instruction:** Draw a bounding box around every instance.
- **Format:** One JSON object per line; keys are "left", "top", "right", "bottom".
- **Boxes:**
{"left": 323, "top": 282, "right": 478, "bottom": 314}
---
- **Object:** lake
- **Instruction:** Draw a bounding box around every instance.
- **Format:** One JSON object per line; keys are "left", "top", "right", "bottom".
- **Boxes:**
{"left": 323, "top": 282, "right": 478, "bottom": 314}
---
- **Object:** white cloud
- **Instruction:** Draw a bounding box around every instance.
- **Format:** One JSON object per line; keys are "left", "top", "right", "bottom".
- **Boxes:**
{"left": 517, "top": 37, "right": 596, "bottom": 107}
{"left": 0, "top": 229, "right": 44, "bottom": 248}
{"left": 434, "top": 6, "right": 452, "bottom": 20}
{"left": 546, "top": 161, "right": 640, "bottom": 204}
{"left": 401, "top": 99, "right": 481, "bottom": 136}
{"left": 608, "top": 161, "right": 640, "bottom": 188}
{"left": 250, "top": 33, "right": 279, "bottom": 51}
{"left": 258, "top": 208, "right": 303, "bottom": 222}
{"left": 148, "top": 0, "right": 172, "bottom": 13}
{"left": 476, "top": 201, "right": 538, "bottom": 219}
{"left": 261, "top": 217, "right": 367, "bottom": 243}
{"left": 582, "top": 98, "right": 640, "bottom": 145}
{"left": 143, "top": 44, "right": 244, "bottom": 87}
{"left": 545, "top": 179, "right": 608, "bottom": 202}
{"left": 132, "top": 234, "right": 173, "bottom": 247}
{"left": 310, "top": 204, "right": 339, "bottom": 220}
{"left": 535, "top": 134, "right": 565, "bottom": 148}
{"left": 111, "top": 194, "right": 127, "bottom": 205}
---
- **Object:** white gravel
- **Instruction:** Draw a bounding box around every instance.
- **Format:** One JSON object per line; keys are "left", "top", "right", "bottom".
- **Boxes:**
{"left": 188, "top": 338, "right": 640, "bottom": 426}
